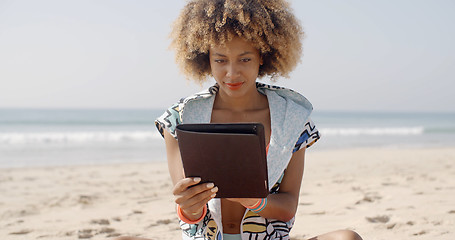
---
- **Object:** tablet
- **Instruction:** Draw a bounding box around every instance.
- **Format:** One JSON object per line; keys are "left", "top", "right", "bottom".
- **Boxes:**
{"left": 175, "top": 123, "right": 269, "bottom": 198}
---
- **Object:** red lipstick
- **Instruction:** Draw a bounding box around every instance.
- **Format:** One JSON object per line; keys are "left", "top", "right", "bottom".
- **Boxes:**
{"left": 225, "top": 82, "right": 243, "bottom": 90}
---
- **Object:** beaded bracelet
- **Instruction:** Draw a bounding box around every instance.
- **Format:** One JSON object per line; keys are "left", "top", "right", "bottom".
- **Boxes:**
{"left": 177, "top": 204, "right": 207, "bottom": 224}
{"left": 247, "top": 198, "right": 267, "bottom": 213}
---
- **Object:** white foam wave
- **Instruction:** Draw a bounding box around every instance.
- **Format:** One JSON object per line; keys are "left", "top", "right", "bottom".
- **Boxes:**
{"left": 0, "top": 127, "right": 425, "bottom": 145}
{"left": 0, "top": 131, "right": 162, "bottom": 144}
{"left": 320, "top": 127, "right": 424, "bottom": 136}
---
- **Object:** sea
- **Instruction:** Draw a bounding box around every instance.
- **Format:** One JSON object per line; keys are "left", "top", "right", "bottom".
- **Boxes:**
{"left": 0, "top": 109, "right": 454, "bottom": 168}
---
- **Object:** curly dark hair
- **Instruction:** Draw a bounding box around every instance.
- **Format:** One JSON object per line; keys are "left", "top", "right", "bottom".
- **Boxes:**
{"left": 170, "top": 0, "right": 304, "bottom": 83}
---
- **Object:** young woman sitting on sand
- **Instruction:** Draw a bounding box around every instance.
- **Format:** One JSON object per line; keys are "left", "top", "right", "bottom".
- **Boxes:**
{"left": 116, "top": 0, "right": 362, "bottom": 239}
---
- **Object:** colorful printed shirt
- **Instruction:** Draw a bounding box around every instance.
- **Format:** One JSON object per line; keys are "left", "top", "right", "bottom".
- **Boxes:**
{"left": 155, "top": 82, "right": 320, "bottom": 240}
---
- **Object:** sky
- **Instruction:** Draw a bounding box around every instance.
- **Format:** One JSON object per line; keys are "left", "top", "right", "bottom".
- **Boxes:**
{"left": 0, "top": 0, "right": 454, "bottom": 112}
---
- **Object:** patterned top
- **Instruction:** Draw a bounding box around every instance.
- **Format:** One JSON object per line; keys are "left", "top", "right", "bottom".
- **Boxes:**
{"left": 155, "top": 82, "right": 320, "bottom": 240}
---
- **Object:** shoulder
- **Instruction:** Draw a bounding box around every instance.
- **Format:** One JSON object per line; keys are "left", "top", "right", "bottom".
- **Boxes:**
{"left": 255, "top": 83, "right": 320, "bottom": 151}
{"left": 154, "top": 85, "right": 219, "bottom": 138}
{"left": 155, "top": 102, "right": 182, "bottom": 139}
{"left": 255, "top": 82, "right": 320, "bottom": 152}
{"left": 256, "top": 82, "right": 313, "bottom": 113}
{"left": 293, "top": 118, "right": 320, "bottom": 152}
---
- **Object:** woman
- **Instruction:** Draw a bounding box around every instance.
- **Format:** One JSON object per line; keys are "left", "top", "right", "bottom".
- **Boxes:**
{"left": 117, "top": 0, "right": 362, "bottom": 239}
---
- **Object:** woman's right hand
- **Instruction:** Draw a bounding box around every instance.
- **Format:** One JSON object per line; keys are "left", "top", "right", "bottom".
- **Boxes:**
{"left": 173, "top": 177, "right": 218, "bottom": 220}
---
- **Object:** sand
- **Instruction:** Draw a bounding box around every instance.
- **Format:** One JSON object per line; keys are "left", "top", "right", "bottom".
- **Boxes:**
{"left": 1, "top": 147, "right": 454, "bottom": 240}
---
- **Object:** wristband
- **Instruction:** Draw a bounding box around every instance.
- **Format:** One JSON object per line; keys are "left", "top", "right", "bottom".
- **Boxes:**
{"left": 247, "top": 198, "right": 267, "bottom": 213}
{"left": 177, "top": 204, "right": 207, "bottom": 224}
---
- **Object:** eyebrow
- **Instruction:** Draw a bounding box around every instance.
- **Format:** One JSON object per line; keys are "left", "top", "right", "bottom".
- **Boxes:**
{"left": 212, "top": 51, "right": 254, "bottom": 57}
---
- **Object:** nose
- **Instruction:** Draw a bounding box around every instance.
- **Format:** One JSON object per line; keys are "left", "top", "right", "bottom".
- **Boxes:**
{"left": 226, "top": 62, "right": 240, "bottom": 79}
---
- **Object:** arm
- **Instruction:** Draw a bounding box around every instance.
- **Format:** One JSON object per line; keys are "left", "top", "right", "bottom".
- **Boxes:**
{"left": 164, "top": 130, "right": 218, "bottom": 221}
{"left": 230, "top": 147, "right": 306, "bottom": 222}
{"left": 164, "top": 128, "right": 185, "bottom": 185}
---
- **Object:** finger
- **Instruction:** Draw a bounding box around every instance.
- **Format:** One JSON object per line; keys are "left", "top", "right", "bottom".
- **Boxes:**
{"left": 181, "top": 189, "right": 217, "bottom": 215}
{"left": 178, "top": 186, "right": 218, "bottom": 208}
{"left": 175, "top": 183, "right": 217, "bottom": 205}
{"left": 172, "top": 177, "right": 201, "bottom": 195}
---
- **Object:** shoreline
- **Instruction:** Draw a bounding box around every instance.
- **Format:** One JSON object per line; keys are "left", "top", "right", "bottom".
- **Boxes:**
{"left": 2, "top": 144, "right": 455, "bottom": 170}
{"left": 1, "top": 147, "right": 454, "bottom": 239}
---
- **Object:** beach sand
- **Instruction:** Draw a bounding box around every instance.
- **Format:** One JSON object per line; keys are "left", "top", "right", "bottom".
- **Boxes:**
{"left": 1, "top": 147, "right": 454, "bottom": 240}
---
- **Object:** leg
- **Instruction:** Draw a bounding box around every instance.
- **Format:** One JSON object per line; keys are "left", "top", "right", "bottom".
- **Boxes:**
{"left": 308, "top": 230, "right": 362, "bottom": 240}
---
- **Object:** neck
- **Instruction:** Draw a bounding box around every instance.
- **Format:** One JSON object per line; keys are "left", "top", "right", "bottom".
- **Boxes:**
{"left": 214, "top": 87, "right": 267, "bottom": 112}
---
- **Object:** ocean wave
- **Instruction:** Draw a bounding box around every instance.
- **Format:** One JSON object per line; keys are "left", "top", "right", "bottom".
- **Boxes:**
{"left": 0, "top": 127, "right": 427, "bottom": 145}
{"left": 319, "top": 127, "right": 424, "bottom": 136}
{"left": 0, "top": 131, "right": 162, "bottom": 144}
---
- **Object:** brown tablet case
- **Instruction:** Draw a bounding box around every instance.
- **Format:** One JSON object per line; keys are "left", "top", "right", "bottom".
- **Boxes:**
{"left": 175, "top": 123, "right": 269, "bottom": 198}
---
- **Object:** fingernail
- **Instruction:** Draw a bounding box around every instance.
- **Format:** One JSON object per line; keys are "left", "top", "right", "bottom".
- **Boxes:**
{"left": 193, "top": 177, "right": 201, "bottom": 182}
{"left": 211, "top": 187, "right": 218, "bottom": 192}
{"left": 206, "top": 183, "right": 214, "bottom": 188}
{"left": 211, "top": 193, "right": 216, "bottom": 198}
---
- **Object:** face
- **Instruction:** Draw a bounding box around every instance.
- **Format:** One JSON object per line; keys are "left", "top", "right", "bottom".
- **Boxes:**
{"left": 209, "top": 37, "right": 262, "bottom": 97}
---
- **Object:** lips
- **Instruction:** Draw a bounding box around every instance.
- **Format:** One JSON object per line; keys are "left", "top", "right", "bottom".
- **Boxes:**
{"left": 225, "top": 82, "right": 244, "bottom": 90}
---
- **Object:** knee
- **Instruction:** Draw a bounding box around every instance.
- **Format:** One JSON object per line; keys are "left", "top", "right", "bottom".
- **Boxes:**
{"left": 332, "top": 230, "right": 362, "bottom": 240}
{"left": 309, "top": 229, "right": 362, "bottom": 240}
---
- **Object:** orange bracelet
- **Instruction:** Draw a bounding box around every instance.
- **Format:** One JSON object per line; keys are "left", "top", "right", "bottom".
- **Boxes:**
{"left": 177, "top": 204, "right": 207, "bottom": 224}
{"left": 247, "top": 199, "right": 262, "bottom": 209}
{"left": 248, "top": 198, "right": 267, "bottom": 213}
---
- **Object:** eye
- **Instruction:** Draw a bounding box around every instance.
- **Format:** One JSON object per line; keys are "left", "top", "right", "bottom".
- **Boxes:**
{"left": 214, "top": 59, "right": 226, "bottom": 63}
{"left": 240, "top": 58, "right": 251, "bottom": 63}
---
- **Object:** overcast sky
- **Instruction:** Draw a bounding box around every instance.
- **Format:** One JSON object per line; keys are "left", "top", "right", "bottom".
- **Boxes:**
{"left": 0, "top": 0, "right": 454, "bottom": 112}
